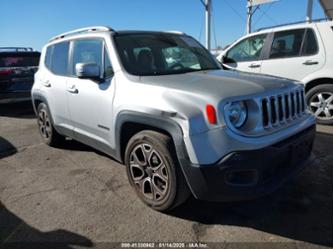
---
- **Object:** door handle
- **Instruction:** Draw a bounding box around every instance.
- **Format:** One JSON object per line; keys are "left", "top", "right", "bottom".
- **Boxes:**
{"left": 248, "top": 63, "right": 261, "bottom": 68}
{"left": 67, "top": 85, "right": 78, "bottom": 94}
{"left": 43, "top": 80, "right": 51, "bottom": 87}
{"left": 303, "top": 60, "right": 319, "bottom": 65}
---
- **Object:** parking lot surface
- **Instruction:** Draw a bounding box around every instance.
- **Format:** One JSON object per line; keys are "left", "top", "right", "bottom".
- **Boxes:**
{"left": 1, "top": 102, "right": 333, "bottom": 248}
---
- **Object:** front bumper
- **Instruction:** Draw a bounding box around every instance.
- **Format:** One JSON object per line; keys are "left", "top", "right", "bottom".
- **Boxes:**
{"left": 183, "top": 124, "right": 316, "bottom": 202}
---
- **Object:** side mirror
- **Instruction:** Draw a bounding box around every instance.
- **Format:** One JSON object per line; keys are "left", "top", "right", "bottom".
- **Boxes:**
{"left": 223, "top": 56, "right": 236, "bottom": 64}
{"left": 75, "top": 63, "right": 101, "bottom": 80}
{"left": 221, "top": 55, "right": 226, "bottom": 64}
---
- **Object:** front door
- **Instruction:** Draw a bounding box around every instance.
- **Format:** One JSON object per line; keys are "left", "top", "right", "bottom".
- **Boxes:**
{"left": 67, "top": 39, "right": 115, "bottom": 152}
{"left": 223, "top": 33, "right": 268, "bottom": 74}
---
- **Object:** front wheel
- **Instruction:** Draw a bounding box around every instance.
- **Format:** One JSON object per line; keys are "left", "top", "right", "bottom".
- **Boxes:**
{"left": 124, "top": 131, "right": 190, "bottom": 211}
{"left": 306, "top": 84, "right": 333, "bottom": 125}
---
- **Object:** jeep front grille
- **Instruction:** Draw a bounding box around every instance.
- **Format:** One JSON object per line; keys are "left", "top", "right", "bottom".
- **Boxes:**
{"left": 261, "top": 89, "right": 306, "bottom": 128}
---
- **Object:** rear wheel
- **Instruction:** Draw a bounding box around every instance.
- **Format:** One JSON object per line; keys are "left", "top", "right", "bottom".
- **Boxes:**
{"left": 306, "top": 84, "right": 333, "bottom": 125}
{"left": 125, "top": 130, "right": 190, "bottom": 211}
{"left": 37, "top": 103, "right": 64, "bottom": 146}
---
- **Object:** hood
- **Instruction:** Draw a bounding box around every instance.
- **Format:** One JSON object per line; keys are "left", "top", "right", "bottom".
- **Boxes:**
{"left": 138, "top": 69, "right": 297, "bottom": 100}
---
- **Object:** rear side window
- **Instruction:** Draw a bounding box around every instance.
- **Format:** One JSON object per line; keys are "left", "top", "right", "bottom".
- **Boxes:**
{"left": 302, "top": 29, "right": 318, "bottom": 56}
{"left": 269, "top": 29, "right": 305, "bottom": 59}
{"left": 45, "top": 46, "right": 52, "bottom": 69}
{"left": 47, "top": 42, "right": 70, "bottom": 76}
{"left": 0, "top": 53, "right": 40, "bottom": 68}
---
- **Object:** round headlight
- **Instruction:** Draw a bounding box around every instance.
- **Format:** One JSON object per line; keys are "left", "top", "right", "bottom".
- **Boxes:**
{"left": 226, "top": 101, "right": 247, "bottom": 128}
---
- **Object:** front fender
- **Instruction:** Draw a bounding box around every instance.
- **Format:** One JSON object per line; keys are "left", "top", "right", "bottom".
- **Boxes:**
{"left": 114, "top": 110, "right": 206, "bottom": 198}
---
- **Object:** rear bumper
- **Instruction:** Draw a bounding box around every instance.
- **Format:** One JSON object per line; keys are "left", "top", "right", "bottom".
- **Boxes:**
{"left": 183, "top": 124, "right": 316, "bottom": 202}
{"left": 0, "top": 92, "right": 31, "bottom": 104}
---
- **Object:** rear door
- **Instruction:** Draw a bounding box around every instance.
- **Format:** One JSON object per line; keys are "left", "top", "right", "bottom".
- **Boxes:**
{"left": 223, "top": 33, "right": 268, "bottom": 74}
{"left": 42, "top": 42, "right": 73, "bottom": 136}
{"left": 260, "top": 27, "right": 325, "bottom": 81}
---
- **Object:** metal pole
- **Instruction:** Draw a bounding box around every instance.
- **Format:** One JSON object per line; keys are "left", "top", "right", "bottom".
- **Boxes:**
{"left": 247, "top": 0, "right": 253, "bottom": 34}
{"left": 205, "top": 0, "right": 211, "bottom": 51}
{"left": 306, "top": 0, "right": 313, "bottom": 23}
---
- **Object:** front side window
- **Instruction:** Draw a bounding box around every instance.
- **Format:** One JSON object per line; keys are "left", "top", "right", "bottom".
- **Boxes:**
{"left": 114, "top": 34, "right": 220, "bottom": 76}
{"left": 226, "top": 34, "right": 267, "bottom": 63}
{"left": 51, "top": 42, "right": 70, "bottom": 75}
{"left": 104, "top": 47, "right": 113, "bottom": 78}
{"left": 72, "top": 39, "right": 103, "bottom": 76}
{"left": 269, "top": 29, "right": 305, "bottom": 59}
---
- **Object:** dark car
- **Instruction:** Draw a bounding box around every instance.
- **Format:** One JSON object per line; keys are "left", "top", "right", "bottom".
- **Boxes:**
{"left": 0, "top": 47, "right": 40, "bottom": 103}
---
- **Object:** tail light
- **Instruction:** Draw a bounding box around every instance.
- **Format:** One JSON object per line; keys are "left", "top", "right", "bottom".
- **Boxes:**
{"left": 0, "top": 69, "right": 14, "bottom": 76}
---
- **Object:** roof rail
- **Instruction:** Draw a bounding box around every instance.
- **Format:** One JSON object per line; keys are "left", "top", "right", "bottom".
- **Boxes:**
{"left": 164, "top": 30, "right": 186, "bottom": 35}
{"left": 0, "top": 47, "right": 34, "bottom": 52}
{"left": 49, "top": 26, "right": 115, "bottom": 42}
{"left": 256, "top": 18, "right": 332, "bottom": 32}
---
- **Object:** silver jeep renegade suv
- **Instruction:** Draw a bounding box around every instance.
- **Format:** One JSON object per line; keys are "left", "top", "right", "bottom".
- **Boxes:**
{"left": 32, "top": 26, "right": 316, "bottom": 211}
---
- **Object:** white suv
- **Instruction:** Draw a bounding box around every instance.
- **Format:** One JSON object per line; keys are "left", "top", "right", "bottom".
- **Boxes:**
{"left": 218, "top": 19, "right": 333, "bottom": 124}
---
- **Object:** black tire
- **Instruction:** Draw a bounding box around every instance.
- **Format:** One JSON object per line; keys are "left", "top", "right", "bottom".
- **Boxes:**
{"left": 125, "top": 130, "right": 190, "bottom": 211}
{"left": 37, "top": 103, "right": 64, "bottom": 147}
{"left": 306, "top": 84, "right": 333, "bottom": 125}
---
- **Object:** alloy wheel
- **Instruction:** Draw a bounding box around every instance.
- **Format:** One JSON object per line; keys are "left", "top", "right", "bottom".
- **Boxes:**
{"left": 38, "top": 109, "right": 52, "bottom": 139}
{"left": 129, "top": 143, "right": 169, "bottom": 202}
{"left": 309, "top": 92, "right": 333, "bottom": 120}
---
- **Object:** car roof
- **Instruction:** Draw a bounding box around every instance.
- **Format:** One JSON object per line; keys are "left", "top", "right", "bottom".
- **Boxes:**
{"left": 114, "top": 30, "right": 186, "bottom": 35}
{"left": 255, "top": 18, "right": 332, "bottom": 33}
{"left": 48, "top": 26, "right": 187, "bottom": 45}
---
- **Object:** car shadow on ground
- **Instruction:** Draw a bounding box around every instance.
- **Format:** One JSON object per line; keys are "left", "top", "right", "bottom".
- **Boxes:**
{"left": 0, "top": 102, "right": 35, "bottom": 119}
{"left": 59, "top": 139, "right": 96, "bottom": 152}
{"left": 0, "top": 201, "right": 93, "bottom": 249}
{"left": 0, "top": 137, "right": 17, "bottom": 159}
{"left": 170, "top": 132, "right": 333, "bottom": 246}
{"left": 58, "top": 139, "right": 114, "bottom": 160}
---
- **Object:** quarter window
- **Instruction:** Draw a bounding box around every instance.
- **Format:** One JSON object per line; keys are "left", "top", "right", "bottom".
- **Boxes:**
{"left": 51, "top": 42, "right": 70, "bottom": 75}
{"left": 302, "top": 29, "right": 318, "bottom": 56}
{"left": 269, "top": 29, "right": 305, "bottom": 59}
{"left": 226, "top": 34, "right": 267, "bottom": 63}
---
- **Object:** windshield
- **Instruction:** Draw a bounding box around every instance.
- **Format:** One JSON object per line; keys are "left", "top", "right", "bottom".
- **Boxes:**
{"left": 0, "top": 52, "right": 40, "bottom": 68}
{"left": 114, "top": 33, "right": 220, "bottom": 76}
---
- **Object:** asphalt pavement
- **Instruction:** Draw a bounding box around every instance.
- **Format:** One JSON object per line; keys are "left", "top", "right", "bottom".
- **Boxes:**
{"left": 0, "top": 102, "right": 333, "bottom": 249}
